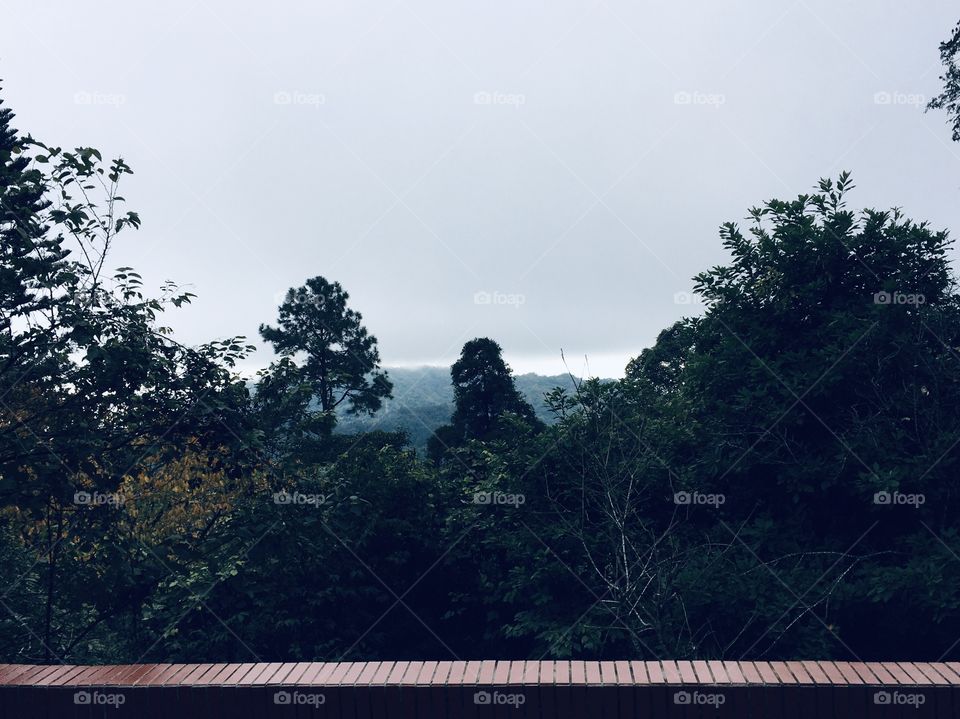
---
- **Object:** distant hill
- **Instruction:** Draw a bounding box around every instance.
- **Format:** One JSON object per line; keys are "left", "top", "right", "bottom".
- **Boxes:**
{"left": 333, "top": 367, "right": 585, "bottom": 451}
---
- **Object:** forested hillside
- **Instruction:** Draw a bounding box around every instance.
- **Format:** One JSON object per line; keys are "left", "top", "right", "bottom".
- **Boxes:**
{"left": 333, "top": 368, "right": 588, "bottom": 450}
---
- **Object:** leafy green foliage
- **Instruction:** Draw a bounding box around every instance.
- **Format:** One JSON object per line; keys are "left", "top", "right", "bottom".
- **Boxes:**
{"left": 929, "top": 18, "right": 960, "bottom": 141}
{"left": 0, "top": 90, "right": 255, "bottom": 662}
{"left": 4, "top": 78, "right": 960, "bottom": 664}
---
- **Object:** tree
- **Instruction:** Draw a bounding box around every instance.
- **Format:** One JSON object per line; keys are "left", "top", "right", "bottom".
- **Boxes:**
{"left": 427, "top": 338, "right": 540, "bottom": 461}
{"left": 259, "top": 277, "right": 392, "bottom": 429}
{"left": 0, "top": 89, "right": 255, "bottom": 662}
{"left": 639, "top": 173, "right": 960, "bottom": 658}
{"left": 140, "top": 442, "right": 447, "bottom": 662}
{"left": 928, "top": 18, "right": 960, "bottom": 141}
{"left": 469, "top": 174, "right": 960, "bottom": 660}
{"left": 0, "top": 86, "right": 64, "bottom": 340}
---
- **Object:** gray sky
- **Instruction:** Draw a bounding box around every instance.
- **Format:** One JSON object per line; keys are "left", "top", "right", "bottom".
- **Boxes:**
{"left": 4, "top": 1, "right": 959, "bottom": 377}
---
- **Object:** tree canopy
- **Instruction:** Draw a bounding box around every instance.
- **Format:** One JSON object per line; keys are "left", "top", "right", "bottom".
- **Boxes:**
{"left": 427, "top": 337, "right": 540, "bottom": 462}
{"left": 259, "top": 276, "right": 392, "bottom": 416}
{"left": 929, "top": 18, "right": 960, "bottom": 141}
{"left": 3, "top": 84, "right": 960, "bottom": 665}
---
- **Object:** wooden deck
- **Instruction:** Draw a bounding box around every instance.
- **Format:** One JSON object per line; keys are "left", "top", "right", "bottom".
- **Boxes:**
{"left": 1, "top": 660, "right": 957, "bottom": 717}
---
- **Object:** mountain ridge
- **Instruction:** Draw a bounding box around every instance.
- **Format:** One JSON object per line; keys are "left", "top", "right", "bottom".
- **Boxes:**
{"left": 334, "top": 366, "right": 589, "bottom": 450}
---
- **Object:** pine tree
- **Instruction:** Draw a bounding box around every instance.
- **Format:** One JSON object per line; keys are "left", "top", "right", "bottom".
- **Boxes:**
{"left": 428, "top": 337, "right": 540, "bottom": 461}
{"left": 0, "top": 86, "right": 67, "bottom": 338}
{"left": 259, "top": 276, "right": 393, "bottom": 419}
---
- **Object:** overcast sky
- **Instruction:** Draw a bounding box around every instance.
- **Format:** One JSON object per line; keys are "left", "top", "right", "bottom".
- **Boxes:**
{"left": 3, "top": 1, "right": 959, "bottom": 377}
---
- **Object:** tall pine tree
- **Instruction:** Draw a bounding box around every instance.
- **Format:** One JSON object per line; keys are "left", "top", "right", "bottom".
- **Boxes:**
{"left": 428, "top": 337, "right": 540, "bottom": 461}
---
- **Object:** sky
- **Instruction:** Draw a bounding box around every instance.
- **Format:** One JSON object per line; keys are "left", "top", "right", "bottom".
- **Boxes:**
{"left": 3, "top": 1, "right": 959, "bottom": 378}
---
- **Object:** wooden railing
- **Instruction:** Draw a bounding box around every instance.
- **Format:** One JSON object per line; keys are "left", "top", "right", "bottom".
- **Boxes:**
{"left": 1, "top": 660, "right": 957, "bottom": 717}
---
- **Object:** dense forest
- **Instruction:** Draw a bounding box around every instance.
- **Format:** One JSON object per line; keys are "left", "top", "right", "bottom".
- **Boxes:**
{"left": 2, "top": 18, "right": 960, "bottom": 666}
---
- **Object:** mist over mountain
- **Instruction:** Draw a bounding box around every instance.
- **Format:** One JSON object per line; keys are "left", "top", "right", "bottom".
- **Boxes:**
{"left": 334, "top": 367, "right": 587, "bottom": 450}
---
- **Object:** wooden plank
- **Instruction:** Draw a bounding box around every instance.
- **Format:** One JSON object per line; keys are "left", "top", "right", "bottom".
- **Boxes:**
{"left": 626, "top": 661, "right": 651, "bottom": 718}
{"left": 49, "top": 665, "right": 89, "bottom": 687}
{"left": 462, "top": 661, "right": 482, "bottom": 685}
{"left": 721, "top": 661, "right": 746, "bottom": 685}
{"left": 266, "top": 662, "right": 300, "bottom": 686}
{"left": 611, "top": 661, "right": 634, "bottom": 719}
{"left": 707, "top": 660, "right": 729, "bottom": 684}
{"left": 33, "top": 665, "right": 74, "bottom": 687}
{"left": 927, "top": 663, "right": 960, "bottom": 684}
{"left": 369, "top": 662, "right": 396, "bottom": 719}
{"left": 443, "top": 662, "right": 465, "bottom": 719}
{"left": 569, "top": 661, "right": 586, "bottom": 685}
{"left": 584, "top": 661, "right": 602, "bottom": 686}
{"left": 0, "top": 665, "right": 33, "bottom": 685}
{"left": 754, "top": 661, "right": 780, "bottom": 685}
{"left": 898, "top": 662, "right": 932, "bottom": 685}
{"left": 181, "top": 663, "right": 215, "bottom": 685}
{"left": 675, "top": 660, "right": 697, "bottom": 685}
{"left": 785, "top": 664, "right": 819, "bottom": 719}
{"left": 344, "top": 661, "right": 369, "bottom": 686}
{"left": 462, "top": 662, "right": 483, "bottom": 719}
{"left": 799, "top": 661, "right": 830, "bottom": 685}
{"left": 628, "top": 661, "right": 647, "bottom": 685}
{"left": 416, "top": 662, "right": 438, "bottom": 719}
{"left": 478, "top": 666, "right": 499, "bottom": 719}
{"left": 534, "top": 661, "right": 554, "bottom": 719}
{"left": 785, "top": 661, "right": 813, "bottom": 684}
{"left": 568, "top": 663, "right": 587, "bottom": 719}
{"left": 427, "top": 662, "right": 452, "bottom": 719}
{"left": 660, "top": 660, "right": 683, "bottom": 685}
{"left": 550, "top": 661, "right": 568, "bottom": 686}
{"left": 597, "top": 662, "right": 618, "bottom": 718}
{"left": 645, "top": 661, "right": 664, "bottom": 684}
{"left": 817, "top": 661, "right": 845, "bottom": 684}
{"left": 882, "top": 662, "right": 915, "bottom": 685}
{"left": 507, "top": 659, "right": 525, "bottom": 686}
{"left": 738, "top": 661, "right": 763, "bottom": 684}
